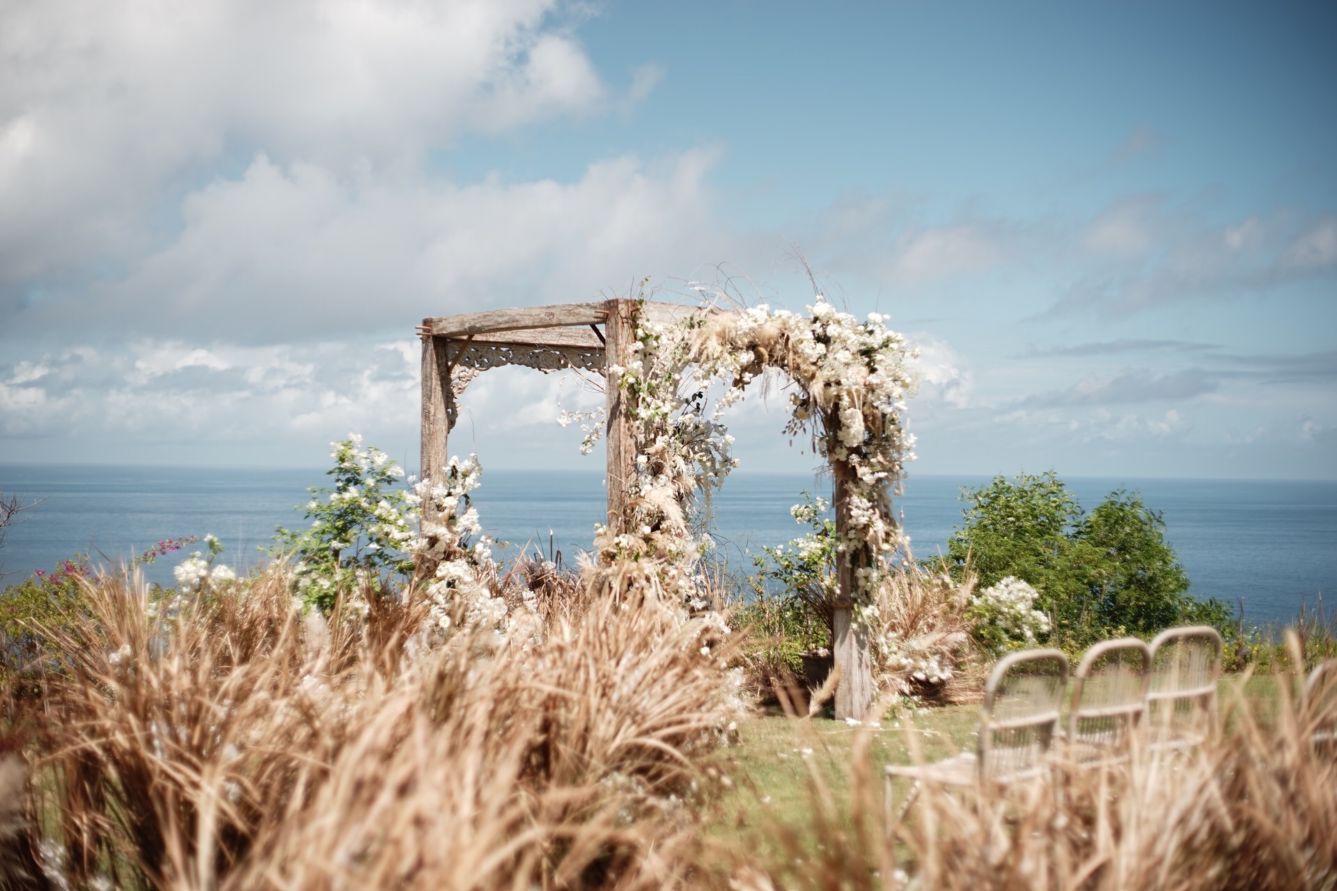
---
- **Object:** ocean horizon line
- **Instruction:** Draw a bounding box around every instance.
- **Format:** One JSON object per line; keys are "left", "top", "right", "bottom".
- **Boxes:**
{"left": 2, "top": 461, "right": 1334, "bottom": 487}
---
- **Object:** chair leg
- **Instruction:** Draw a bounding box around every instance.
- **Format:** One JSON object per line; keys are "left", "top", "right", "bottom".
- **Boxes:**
{"left": 883, "top": 775, "right": 922, "bottom": 840}
{"left": 897, "top": 780, "right": 922, "bottom": 823}
{"left": 883, "top": 773, "right": 894, "bottom": 842}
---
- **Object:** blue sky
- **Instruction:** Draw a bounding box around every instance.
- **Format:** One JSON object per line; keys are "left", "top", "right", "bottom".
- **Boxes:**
{"left": 1, "top": 0, "right": 1334, "bottom": 479}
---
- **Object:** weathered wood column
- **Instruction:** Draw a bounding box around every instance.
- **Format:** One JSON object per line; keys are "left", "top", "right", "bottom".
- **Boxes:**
{"left": 417, "top": 328, "right": 450, "bottom": 577}
{"left": 832, "top": 455, "right": 875, "bottom": 720}
{"left": 603, "top": 299, "right": 638, "bottom": 535}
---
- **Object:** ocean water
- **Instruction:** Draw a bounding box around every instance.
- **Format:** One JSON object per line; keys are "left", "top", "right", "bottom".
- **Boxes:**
{"left": 0, "top": 464, "right": 1333, "bottom": 626}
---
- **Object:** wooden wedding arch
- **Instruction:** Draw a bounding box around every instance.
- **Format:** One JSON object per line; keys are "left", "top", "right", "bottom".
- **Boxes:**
{"left": 418, "top": 298, "right": 875, "bottom": 718}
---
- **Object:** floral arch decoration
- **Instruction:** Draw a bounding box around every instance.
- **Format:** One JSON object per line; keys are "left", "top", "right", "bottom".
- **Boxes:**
{"left": 417, "top": 296, "right": 919, "bottom": 718}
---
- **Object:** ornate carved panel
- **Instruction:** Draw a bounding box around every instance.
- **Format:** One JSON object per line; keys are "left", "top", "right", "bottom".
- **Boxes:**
{"left": 445, "top": 339, "right": 605, "bottom": 374}
{"left": 441, "top": 340, "right": 602, "bottom": 431}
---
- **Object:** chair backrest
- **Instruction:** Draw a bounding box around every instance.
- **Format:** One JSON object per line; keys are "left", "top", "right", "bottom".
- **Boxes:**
{"left": 1303, "top": 659, "right": 1337, "bottom": 750}
{"left": 1147, "top": 625, "right": 1223, "bottom": 746}
{"left": 1069, "top": 637, "right": 1152, "bottom": 750}
{"left": 978, "top": 648, "right": 1069, "bottom": 781}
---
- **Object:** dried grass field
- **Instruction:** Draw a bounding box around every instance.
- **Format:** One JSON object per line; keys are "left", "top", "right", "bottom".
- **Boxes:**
{"left": 2, "top": 567, "right": 1335, "bottom": 890}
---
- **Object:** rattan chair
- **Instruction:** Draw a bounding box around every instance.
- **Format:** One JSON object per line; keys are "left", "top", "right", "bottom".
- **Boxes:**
{"left": 1146, "top": 625, "right": 1222, "bottom": 752}
{"left": 1065, "top": 637, "right": 1152, "bottom": 765}
{"left": 884, "top": 648, "right": 1068, "bottom": 821}
{"left": 1303, "top": 659, "right": 1337, "bottom": 755}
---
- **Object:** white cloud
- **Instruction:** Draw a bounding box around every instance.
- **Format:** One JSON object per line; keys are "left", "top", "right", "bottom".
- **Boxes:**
{"left": 990, "top": 406, "right": 1186, "bottom": 444}
{"left": 1083, "top": 197, "right": 1160, "bottom": 258}
{"left": 1049, "top": 207, "right": 1337, "bottom": 318}
{"left": 473, "top": 33, "right": 606, "bottom": 132}
{"left": 0, "top": 338, "right": 617, "bottom": 467}
{"left": 1222, "top": 217, "right": 1264, "bottom": 253}
{"left": 890, "top": 224, "right": 1002, "bottom": 283}
{"left": 130, "top": 345, "right": 232, "bottom": 384}
{"left": 1086, "top": 409, "right": 1186, "bottom": 442}
{"left": 8, "top": 360, "right": 50, "bottom": 385}
{"left": 1109, "top": 125, "right": 1160, "bottom": 163}
{"left": 1020, "top": 368, "right": 1217, "bottom": 408}
{"left": 627, "top": 63, "right": 666, "bottom": 106}
{"left": 909, "top": 336, "right": 973, "bottom": 409}
{"left": 7, "top": 147, "right": 723, "bottom": 343}
{"left": 1299, "top": 417, "right": 1337, "bottom": 445}
{"left": 1279, "top": 219, "right": 1337, "bottom": 273}
{"left": 0, "top": 0, "right": 635, "bottom": 298}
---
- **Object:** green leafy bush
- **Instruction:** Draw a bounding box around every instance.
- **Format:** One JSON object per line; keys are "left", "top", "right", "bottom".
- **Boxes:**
{"left": 1, "top": 558, "right": 89, "bottom": 688}
{"left": 737, "top": 494, "right": 836, "bottom": 689}
{"left": 948, "top": 471, "right": 1231, "bottom": 646}
{"left": 1, "top": 537, "right": 197, "bottom": 690}
{"left": 274, "top": 434, "right": 418, "bottom": 612}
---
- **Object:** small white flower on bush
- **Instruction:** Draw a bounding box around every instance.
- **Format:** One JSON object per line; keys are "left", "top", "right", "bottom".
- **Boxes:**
{"left": 172, "top": 531, "right": 236, "bottom": 594}
{"left": 968, "top": 576, "right": 1050, "bottom": 655}
{"left": 173, "top": 553, "right": 210, "bottom": 591}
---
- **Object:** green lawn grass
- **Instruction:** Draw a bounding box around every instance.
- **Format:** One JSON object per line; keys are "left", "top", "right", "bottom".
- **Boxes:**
{"left": 709, "top": 672, "right": 1291, "bottom": 855}
{"left": 708, "top": 704, "right": 978, "bottom": 856}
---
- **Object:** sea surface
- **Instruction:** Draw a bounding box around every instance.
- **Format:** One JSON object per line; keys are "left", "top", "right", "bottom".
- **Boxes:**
{"left": 1, "top": 464, "right": 1333, "bottom": 627}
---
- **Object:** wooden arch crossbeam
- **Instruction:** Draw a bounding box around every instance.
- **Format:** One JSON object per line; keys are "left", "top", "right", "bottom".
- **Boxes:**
{"left": 418, "top": 299, "right": 718, "bottom": 535}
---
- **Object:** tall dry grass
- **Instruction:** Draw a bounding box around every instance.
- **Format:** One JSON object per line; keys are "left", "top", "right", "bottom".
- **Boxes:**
{"left": 3, "top": 566, "right": 743, "bottom": 889}
{"left": 9, "top": 561, "right": 1336, "bottom": 890}
{"left": 863, "top": 561, "right": 981, "bottom": 704}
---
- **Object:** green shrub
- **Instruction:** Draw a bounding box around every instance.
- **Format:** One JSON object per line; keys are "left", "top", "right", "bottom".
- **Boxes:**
{"left": 1, "top": 537, "right": 196, "bottom": 691}
{"left": 1, "top": 559, "right": 88, "bottom": 689}
{"left": 274, "top": 434, "right": 418, "bottom": 612}
{"left": 948, "top": 471, "right": 1232, "bottom": 646}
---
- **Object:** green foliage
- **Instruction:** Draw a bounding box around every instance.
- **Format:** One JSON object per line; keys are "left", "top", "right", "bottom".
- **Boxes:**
{"left": 737, "top": 494, "right": 837, "bottom": 683}
{"left": 1221, "top": 598, "right": 1337, "bottom": 672}
{"left": 947, "top": 471, "right": 1087, "bottom": 607}
{"left": 732, "top": 593, "right": 830, "bottom": 684}
{"left": 274, "top": 435, "right": 417, "bottom": 612}
{"left": 752, "top": 494, "right": 837, "bottom": 606}
{"left": 1, "top": 537, "right": 197, "bottom": 688}
{"left": 1079, "top": 492, "right": 1189, "bottom": 632}
{"left": 1, "top": 558, "right": 89, "bottom": 685}
{"left": 948, "top": 472, "right": 1232, "bottom": 646}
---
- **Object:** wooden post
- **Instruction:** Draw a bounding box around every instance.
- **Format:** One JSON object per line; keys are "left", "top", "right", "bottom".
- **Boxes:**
{"left": 418, "top": 330, "right": 450, "bottom": 578}
{"left": 832, "top": 456, "right": 875, "bottom": 721}
{"left": 604, "top": 299, "right": 637, "bottom": 536}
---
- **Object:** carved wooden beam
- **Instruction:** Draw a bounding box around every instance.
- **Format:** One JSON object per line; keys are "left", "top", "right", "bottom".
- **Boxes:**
{"left": 467, "top": 327, "right": 604, "bottom": 349}
{"left": 426, "top": 303, "right": 608, "bottom": 337}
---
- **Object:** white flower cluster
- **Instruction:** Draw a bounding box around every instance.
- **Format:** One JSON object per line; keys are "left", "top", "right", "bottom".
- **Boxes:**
{"left": 557, "top": 406, "right": 607, "bottom": 455}
{"left": 595, "top": 311, "right": 740, "bottom": 609}
{"left": 412, "top": 454, "right": 535, "bottom": 647}
{"left": 690, "top": 298, "right": 918, "bottom": 586}
{"left": 413, "top": 454, "right": 484, "bottom": 545}
{"left": 970, "top": 576, "right": 1051, "bottom": 650}
{"left": 861, "top": 604, "right": 956, "bottom": 694}
{"left": 789, "top": 496, "right": 829, "bottom": 525}
{"left": 172, "top": 552, "right": 236, "bottom": 593}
